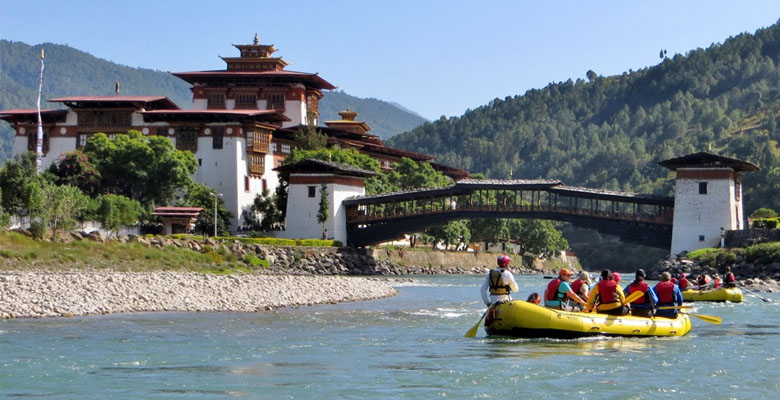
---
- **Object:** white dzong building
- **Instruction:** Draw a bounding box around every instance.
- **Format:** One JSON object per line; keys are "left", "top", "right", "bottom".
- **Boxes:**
{"left": 660, "top": 152, "right": 758, "bottom": 254}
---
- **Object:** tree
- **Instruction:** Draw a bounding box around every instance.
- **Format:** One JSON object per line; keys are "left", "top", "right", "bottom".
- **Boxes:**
{"left": 0, "top": 152, "right": 39, "bottom": 214}
{"left": 42, "top": 183, "right": 90, "bottom": 237}
{"left": 507, "top": 219, "right": 568, "bottom": 258}
{"left": 425, "top": 220, "right": 472, "bottom": 250}
{"left": 245, "top": 188, "right": 284, "bottom": 232}
{"left": 185, "top": 183, "right": 232, "bottom": 236}
{"left": 48, "top": 150, "right": 101, "bottom": 197}
{"left": 751, "top": 207, "right": 777, "bottom": 219}
{"left": 317, "top": 183, "right": 330, "bottom": 239}
{"left": 97, "top": 194, "right": 143, "bottom": 237}
{"left": 0, "top": 187, "right": 8, "bottom": 230}
{"left": 294, "top": 120, "right": 329, "bottom": 150}
{"left": 83, "top": 130, "right": 198, "bottom": 206}
{"left": 586, "top": 70, "right": 597, "bottom": 83}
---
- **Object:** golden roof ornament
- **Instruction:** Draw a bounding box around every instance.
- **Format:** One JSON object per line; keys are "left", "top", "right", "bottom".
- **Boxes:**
{"left": 253, "top": 33, "right": 259, "bottom": 45}
{"left": 338, "top": 107, "right": 358, "bottom": 121}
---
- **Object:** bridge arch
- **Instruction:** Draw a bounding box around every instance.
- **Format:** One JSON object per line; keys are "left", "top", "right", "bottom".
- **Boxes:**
{"left": 343, "top": 179, "right": 674, "bottom": 248}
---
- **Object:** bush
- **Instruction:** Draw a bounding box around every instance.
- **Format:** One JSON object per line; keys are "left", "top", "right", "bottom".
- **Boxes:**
{"left": 243, "top": 253, "right": 270, "bottom": 268}
{"left": 743, "top": 242, "right": 780, "bottom": 264}
{"left": 220, "top": 236, "right": 340, "bottom": 247}
{"left": 29, "top": 221, "right": 47, "bottom": 240}
{"left": 751, "top": 207, "right": 778, "bottom": 219}
{"left": 687, "top": 248, "right": 724, "bottom": 267}
{"left": 765, "top": 219, "right": 778, "bottom": 229}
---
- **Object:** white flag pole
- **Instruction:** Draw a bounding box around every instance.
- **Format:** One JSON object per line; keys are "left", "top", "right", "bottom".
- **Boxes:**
{"left": 35, "top": 48, "right": 45, "bottom": 174}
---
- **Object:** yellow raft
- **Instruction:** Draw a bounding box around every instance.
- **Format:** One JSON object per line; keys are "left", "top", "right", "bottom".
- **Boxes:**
{"left": 682, "top": 287, "right": 743, "bottom": 302}
{"left": 484, "top": 300, "right": 691, "bottom": 339}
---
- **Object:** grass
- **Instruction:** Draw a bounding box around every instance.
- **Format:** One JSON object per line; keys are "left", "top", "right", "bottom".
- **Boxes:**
{"left": 0, "top": 232, "right": 242, "bottom": 272}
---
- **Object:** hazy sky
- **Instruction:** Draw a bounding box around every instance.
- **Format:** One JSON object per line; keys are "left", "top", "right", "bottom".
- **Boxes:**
{"left": 2, "top": 1, "right": 780, "bottom": 120}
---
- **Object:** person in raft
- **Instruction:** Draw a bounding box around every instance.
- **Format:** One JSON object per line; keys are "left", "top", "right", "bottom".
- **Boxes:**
{"left": 570, "top": 271, "right": 592, "bottom": 310}
{"left": 654, "top": 271, "right": 684, "bottom": 318}
{"left": 612, "top": 271, "right": 623, "bottom": 290}
{"left": 712, "top": 274, "right": 722, "bottom": 289}
{"left": 585, "top": 269, "right": 630, "bottom": 315}
{"left": 723, "top": 266, "right": 737, "bottom": 288}
{"left": 544, "top": 268, "right": 587, "bottom": 311}
{"left": 696, "top": 274, "right": 709, "bottom": 289}
{"left": 624, "top": 269, "right": 658, "bottom": 318}
{"left": 678, "top": 273, "right": 691, "bottom": 291}
{"left": 480, "top": 254, "right": 519, "bottom": 306}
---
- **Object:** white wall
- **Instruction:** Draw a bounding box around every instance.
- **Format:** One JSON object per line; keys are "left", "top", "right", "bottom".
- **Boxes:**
{"left": 670, "top": 168, "right": 739, "bottom": 254}
{"left": 193, "top": 99, "right": 207, "bottom": 109}
{"left": 282, "top": 99, "right": 305, "bottom": 128}
{"left": 12, "top": 135, "right": 74, "bottom": 169}
{"left": 192, "top": 132, "right": 241, "bottom": 231}
{"left": 280, "top": 174, "right": 364, "bottom": 242}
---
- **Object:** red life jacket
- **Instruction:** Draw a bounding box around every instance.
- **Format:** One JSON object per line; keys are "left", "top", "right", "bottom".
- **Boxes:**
{"left": 713, "top": 278, "right": 721, "bottom": 289}
{"left": 725, "top": 272, "right": 735, "bottom": 283}
{"left": 679, "top": 277, "right": 689, "bottom": 290}
{"left": 546, "top": 278, "right": 564, "bottom": 301}
{"left": 597, "top": 279, "right": 618, "bottom": 303}
{"left": 656, "top": 281, "right": 675, "bottom": 303}
{"left": 628, "top": 281, "right": 649, "bottom": 304}
{"left": 571, "top": 279, "right": 585, "bottom": 294}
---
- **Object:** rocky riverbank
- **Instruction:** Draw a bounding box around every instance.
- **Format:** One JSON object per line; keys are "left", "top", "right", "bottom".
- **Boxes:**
{"left": 646, "top": 255, "right": 780, "bottom": 292}
{"left": 0, "top": 270, "right": 399, "bottom": 319}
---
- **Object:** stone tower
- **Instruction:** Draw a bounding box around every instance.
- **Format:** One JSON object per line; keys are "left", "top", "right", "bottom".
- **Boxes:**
{"left": 660, "top": 152, "right": 758, "bottom": 254}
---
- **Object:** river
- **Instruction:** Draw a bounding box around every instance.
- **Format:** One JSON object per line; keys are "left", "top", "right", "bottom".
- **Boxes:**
{"left": 1, "top": 275, "right": 778, "bottom": 399}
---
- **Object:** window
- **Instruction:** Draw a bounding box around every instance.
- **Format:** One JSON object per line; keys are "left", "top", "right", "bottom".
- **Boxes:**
{"left": 27, "top": 130, "right": 49, "bottom": 153}
{"left": 235, "top": 93, "right": 257, "bottom": 109}
{"left": 77, "top": 134, "right": 89, "bottom": 148}
{"left": 268, "top": 94, "right": 285, "bottom": 111}
{"left": 698, "top": 235, "right": 705, "bottom": 241}
{"left": 249, "top": 154, "right": 264, "bottom": 175}
{"left": 244, "top": 176, "right": 250, "bottom": 192}
{"left": 212, "top": 127, "right": 223, "bottom": 149}
{"left": 698, "top": 182, "right": 708, "bottom": 194}
{"left": 735, "top": 177, "right": 741, "bottom": 201}
{"left": 207, "top": 93, "right": 226, "bottom": 109}
{"left": 262, "top": 179, "right": 268, "bottom": 192}
{"left": 271, "top": 142, "right": 278, "bottom": 153}
{"left": 281, "top": 143, "right": 291, "bottom": 154}
{"left": 176, "top": 127, "right": 198, "bottom": 152}
{"left": 308, "top": 186, "right": 316, "bottom": 198}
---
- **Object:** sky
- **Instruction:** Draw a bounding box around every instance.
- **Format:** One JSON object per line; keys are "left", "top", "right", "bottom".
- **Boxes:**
{"left": 2, "top": 1, "right": 780, "bottom": 120}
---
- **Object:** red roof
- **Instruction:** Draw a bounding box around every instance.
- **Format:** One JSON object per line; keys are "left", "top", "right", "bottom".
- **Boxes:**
{"left": 0, "top": 109, "right": 65, "bottom": 115}
{"left": 171, "top": 70, "right": 336, "bottom": 90}
{"left": 141, "top": 109, "right": 290, "bottom": 123}
{"left": 152, "top": 206, "right": 204, "bottom": 218}
{"left": 48, "top": 96, "right": 180, "bottom": 110}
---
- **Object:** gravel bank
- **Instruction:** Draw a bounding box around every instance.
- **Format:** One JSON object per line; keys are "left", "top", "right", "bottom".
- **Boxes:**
{"left": 0, "top": 270, "right": 398, "bottom": 318}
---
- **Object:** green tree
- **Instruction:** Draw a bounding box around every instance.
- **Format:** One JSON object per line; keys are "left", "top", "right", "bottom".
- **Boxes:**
{"left": 0, "top": 152, "right": 39, "bottom": 214}
{"left": 43, "top": 183, "right": 90, "bottom": 237}
{"left": 83, "top": 130, "right": 198, "bottom": 205}
{"left": 751, "top": 207, "right": 777, "bottom": 219}
{"left": 245, "top": 188, "right": 284, "bottom": 232}
{"left": 294, "top": 113, "right": 329, "bottom": 150}
{"left": 506, "top": 219, "right": 568, "bottom": 258}
{"left": 0, "top": 187, "right": 7, "bottom": 230}
{"left": 97, "top": 194, "right": 143, "bottom": 237}
{"left": 48, "top": 150, "right": 101, "bottom": 197}
{"left": 184, "top": 183, "right": 232, "bottom": 236}
{"left": 425, "top": 221, "right": 471, "bottom": 250}
{"left": 317, "top": 183, "right": 330, "bottom": 239}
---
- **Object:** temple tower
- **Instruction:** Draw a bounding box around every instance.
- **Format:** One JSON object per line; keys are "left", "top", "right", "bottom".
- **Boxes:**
{"left": 660, "top": 152, "right": 758, "bottom": 254}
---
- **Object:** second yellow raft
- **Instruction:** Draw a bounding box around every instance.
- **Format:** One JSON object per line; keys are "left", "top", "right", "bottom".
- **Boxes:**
{"left": 682, "top": 287, "right": 743, "bottom": 302}
{"left": 484, "top": 300, "right": 692, "bottom": 338}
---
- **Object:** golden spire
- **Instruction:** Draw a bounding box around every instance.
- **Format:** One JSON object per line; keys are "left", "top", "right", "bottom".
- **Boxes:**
{"left": 338, "top": 107, "right": 358, "bottom": 121}
{"left": 253, "top": 33, "right": 259, "bottom": 45}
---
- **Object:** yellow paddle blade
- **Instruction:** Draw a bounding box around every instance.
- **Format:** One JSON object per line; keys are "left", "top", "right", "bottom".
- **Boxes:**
{"left": 624, "top": 290, "right": 644, "bottom": 304}
{"left": 465, "top": 313, "right": 486, "bottom": 338}
{"left": 657, "top": 305, "right": 693, "bottom": 310}
{"left": 684, "top": 312, "right": 722, "bottom": 325}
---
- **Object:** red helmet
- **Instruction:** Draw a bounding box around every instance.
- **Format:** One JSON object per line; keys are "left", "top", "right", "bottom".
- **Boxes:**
{"left": 497, "top": 255, "right": 511, "bottom": 267}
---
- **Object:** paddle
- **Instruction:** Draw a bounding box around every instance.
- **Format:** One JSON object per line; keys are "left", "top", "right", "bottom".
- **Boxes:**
{"left": 624, "top": 290, "right": 644, "bottom": 304}
{"left": 465, "top": 306, "right": 492, "bottom": 338}
{"left": 739, "top": 284, "right": 772, "bottom": 302}
{"left": 656, "top": 305, "right": 693, "bottom": 310}
{"left": 681, "top": 311, "right": 722, "bottom": 325}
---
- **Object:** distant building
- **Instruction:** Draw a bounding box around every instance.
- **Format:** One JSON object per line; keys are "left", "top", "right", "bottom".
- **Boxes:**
{"left": 660, "top": 152, "right": 758, "bottom": 254}
{"left": 0, "top": 35, "right": 467, "bottom": 233}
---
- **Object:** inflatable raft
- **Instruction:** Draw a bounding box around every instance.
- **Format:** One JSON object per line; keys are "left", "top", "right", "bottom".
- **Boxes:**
{"left": 682, "top": 287, "right": 743, "bottom": 302}
{"left": 484, "top": 300, "right": 691, "bottom": 338}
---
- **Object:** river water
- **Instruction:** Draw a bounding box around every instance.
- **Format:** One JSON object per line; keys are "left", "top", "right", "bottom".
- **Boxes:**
{"left": 1, "top": 275, "right": 778, "bottom": 399}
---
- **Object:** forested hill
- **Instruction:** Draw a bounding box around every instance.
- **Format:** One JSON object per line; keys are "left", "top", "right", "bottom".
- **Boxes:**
{"left": 0, "top": 40, "right": 427, "bottom": 160}
{"left": 388, "top": 21, "right": 780, "bottom": 214}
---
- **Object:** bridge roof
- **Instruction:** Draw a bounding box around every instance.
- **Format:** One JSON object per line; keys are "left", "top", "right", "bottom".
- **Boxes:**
{"left": 343, "top": 179, "right": 673, "bottom": 206}
{"left": 343, "top": 179, "right": 561, "bottom": 204}
{"left": 551, "top": 185, "right": 674, "bottom": 206}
